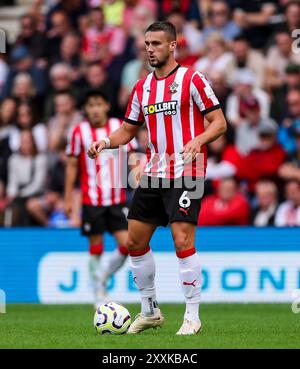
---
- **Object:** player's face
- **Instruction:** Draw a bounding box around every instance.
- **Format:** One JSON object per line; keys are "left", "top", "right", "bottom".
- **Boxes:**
{"left": 145, "top": 31, "right": 176, "bottom": 68}
{"left": 85, "top": 96, "right": 110, "bottom": 126}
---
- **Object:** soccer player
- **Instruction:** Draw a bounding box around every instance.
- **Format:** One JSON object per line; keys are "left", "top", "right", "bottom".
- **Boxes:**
{"left": 87, "top": 22, "right": 227, "bottom": 334}
{"left": 65, "top": 89, "right": 137, "bottom": 307}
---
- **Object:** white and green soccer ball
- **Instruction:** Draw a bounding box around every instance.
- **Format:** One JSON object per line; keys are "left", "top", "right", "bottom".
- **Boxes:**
{"left": 94, "top": 302, "right": 131, "bottom": 335}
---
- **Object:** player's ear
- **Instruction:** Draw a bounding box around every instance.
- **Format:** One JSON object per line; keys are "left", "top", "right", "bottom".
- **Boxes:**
{"left": 170, "top": 40, "right": 176, "bottom": 52}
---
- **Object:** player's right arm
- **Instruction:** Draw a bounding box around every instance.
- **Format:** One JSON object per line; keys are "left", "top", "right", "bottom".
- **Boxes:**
{"left": 64, "top": 156, "right": 78, "bottom": 216}
{"left": 88, "top": 82, "right": 144, "bottom": 159}
{"left": 87, "top": 122, "right": 140, "bottom": 159}
{"left": 64, "top": 126, "right": 81, "bottom": 216}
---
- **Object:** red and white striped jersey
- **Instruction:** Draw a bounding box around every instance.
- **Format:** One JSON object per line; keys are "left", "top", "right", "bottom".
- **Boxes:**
{"left": 66, "top": 118, "right": 137, "bottom": 207}
{"left": 124, "top": 64, "right": 220, "bottom": 178}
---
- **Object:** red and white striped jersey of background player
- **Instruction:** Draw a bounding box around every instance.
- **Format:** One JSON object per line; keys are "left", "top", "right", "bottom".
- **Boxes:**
{"left": 124, "top": 64, "right": 221, "bottom": 179}
{"left": 66, "top": 117, "right": 138, "bottom": 207}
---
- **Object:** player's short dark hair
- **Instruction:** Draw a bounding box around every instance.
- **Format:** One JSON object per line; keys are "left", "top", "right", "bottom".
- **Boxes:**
{"left": 83, "top": 88, "right": 109, "bottom": 105}
{"left": 145, "top": 21, "right": 177, "bottom": 41}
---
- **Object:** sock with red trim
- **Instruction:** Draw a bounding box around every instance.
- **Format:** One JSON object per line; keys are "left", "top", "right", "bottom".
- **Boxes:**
{"left": 103, "top": 245, "right": 128, "bottom": 280}
{"left": 177, "top": 247, "right": 201, "bottom": 323}
{"left": 129, "top": 246, "right": 159, "bottom": 317}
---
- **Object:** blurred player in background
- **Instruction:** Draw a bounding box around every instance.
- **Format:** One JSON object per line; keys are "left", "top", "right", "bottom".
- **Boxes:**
{"left": 65, "top": 89, "right": 137, "bottom": 307}
{"left": 88, "top": 22, "right": 227, "bottom": 334}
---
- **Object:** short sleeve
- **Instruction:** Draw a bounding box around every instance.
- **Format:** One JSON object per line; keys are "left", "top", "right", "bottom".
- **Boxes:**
{"left": 124, "top": 82, "right": 144, "bottom": 126}
{"left": 191, "top": 71, "right": 220, "bottom": 115}
{"left": 65, "top": 125, "right": 81, "bottom": 157}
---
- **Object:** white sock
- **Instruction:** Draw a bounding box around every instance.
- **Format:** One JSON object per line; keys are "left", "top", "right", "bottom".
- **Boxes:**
{"left": 177, "top": 251, "right": 202, "bottom": 323}
{"left": 103, "top": 247, "right": 128, "bottom": 280}
{"left": 89, "top": 255, "right": 103, "bottom": 291}
{"left": 130, "top": 249, "right": 159, "bottom": 317}
{"left": 184, "top": 303, "right": 200, "bottom": 322}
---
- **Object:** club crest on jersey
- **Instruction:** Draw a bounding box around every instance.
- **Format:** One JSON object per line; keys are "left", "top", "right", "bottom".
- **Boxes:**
{"left": 168, "top": 81, "right": 179, "bottom": 94}
{"left": 144, "top": 101, "right": 177, "bottom": 116}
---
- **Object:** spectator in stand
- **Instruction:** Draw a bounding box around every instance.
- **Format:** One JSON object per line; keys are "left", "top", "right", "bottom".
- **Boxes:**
{"left": 226, "top": 68, "right": 270, "bottom": 127}
{"left": 16, "top": 14, "right": 47, "bottom": 63}
{"left": 9, "top": 102, "right": 47, "bottom": 153}
{"left": 48, "top": 91, "right": 83, "bottom": 153}
{"left": 232, "top": 1, "right": 278, "bottom": 49}
{"left": 209, "top": 70, "right": 231, "bottom": 113}
{"left": 51, "top": 32, "right": 82, "bottom": 83}
{"left": 230, "top": 35, "right": 266, "bottom": 89}
{"left": 129, "top": 4, "right": 156, "bottom": 37}
{"left": 235, "top": 98, "right": 262, "bottom": 155}
{"left": 271, "top": 1, "right": 300, "bottom": 39}
{"left": 166, "top": 11, "right": 202, "bottom": 55}
{"left": 275, "top": 180, "right": 300, "bottom": 226}
{"left": 46, "top": 0, "right": 88, "bottom": 29}
{"left": 0, "top": 98, "right": 16, "bottom": 185}
{"left": 2, "top": 45, "right": 46, "bottom": 100}
{"left": 46, "top": 10, "right": 73, "bottom": 65}
{"left": 278, "top": 121, "right": 300, "bottom": 182}
{"left": 11, "top": 73, "right": 36, "bottom": 104}
{"left": 198, "top": 177, "right": 250, "bottom": 226}
{"left": 265, "top": 30, "right": 300, "bottom": 91}
{"left": 119, "top": 35, "right": 151, "bottom": 110}
{"left": 26, "top": 139, "right": 81, "bottom": 227}
{"left": 201, "top": 0, "right": 241, "bottom": 43}
{"left": 205, "top": 134, "right": 240, "bottom": 195}
{"left": 194, "top": 33, "right": 234, "bottom": 79}
{"left": 10, "top": 73, "right": 43, "bottom": 115}
{"left": 271, "top": 64, "right": 300, "bottom": 122}
{"left": 101, "top": 0, "right": 126, "bottom": 27}
{"left": 82, "top": 6, "right": 126, "bottom": 65}
{"left": 282, "top": 1, "right": 300, "bottom": 33}
{"left": 238, "top": 118, "right": 286, "bottom": 194}
{"left": 251, "top": 180, "right": 278, "bottom": 226}
{"left": 206, "top": 135, "right": 239, "bottom": 181}
{"left": 278, "top": 88, "right": 300, "bottom": 155}
{"left": 44, "top": 63, "right": 77, "bottom": 120}
{"left": 6, "top": 130, "right": 47, "bottom": 225}
{"left": 158, "top": 0, "right": 201, "bottom": 23}
{"left": 78, "top": 62, "right": 114, "bottom": 110}
{"left": 0, "top": 98, "right": 16, "bottom": 129}
{"left": 123, "top": 0, "right": 157, "bottom": 34}
{"left": 175, "top": 36, "right": 199, "bottom": 67}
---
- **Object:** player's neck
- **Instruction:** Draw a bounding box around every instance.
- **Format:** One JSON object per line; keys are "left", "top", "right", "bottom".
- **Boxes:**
{"left": 90, "top": 118, "right": 107, "bottom": 128}
{"left": 154, "top": 59, "right": 179, "bottom": 80}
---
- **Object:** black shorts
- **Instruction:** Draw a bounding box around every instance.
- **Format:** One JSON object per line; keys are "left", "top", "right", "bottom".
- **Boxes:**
{"left": 127, "top": 176, "right": 204, "bottom": 227}
{"left": 81, "top": 203, "right": 128, "bottom": 236}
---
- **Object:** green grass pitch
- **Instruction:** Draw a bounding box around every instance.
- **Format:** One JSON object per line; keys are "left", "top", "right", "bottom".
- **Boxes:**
{"left": 0, "top": 303, "right": 299, "bottom": 349}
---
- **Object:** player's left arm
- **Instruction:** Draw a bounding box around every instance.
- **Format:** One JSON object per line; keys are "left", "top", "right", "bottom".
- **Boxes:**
{"left": 181, "top": 108, "right": 227, "bottom": 162}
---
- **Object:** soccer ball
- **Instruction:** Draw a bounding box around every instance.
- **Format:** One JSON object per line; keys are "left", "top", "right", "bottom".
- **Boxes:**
{"left": 94, "top": 302, "right": 131, "bottom": 335}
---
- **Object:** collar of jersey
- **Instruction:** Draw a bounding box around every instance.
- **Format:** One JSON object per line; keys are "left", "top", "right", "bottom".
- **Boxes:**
{"left": 153, "top": 63, "right": 181, "bottom": 81}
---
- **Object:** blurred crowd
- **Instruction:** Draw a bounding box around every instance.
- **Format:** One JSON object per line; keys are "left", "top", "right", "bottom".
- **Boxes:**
{"left": 1, "top": 0, "right": 300, "bottom": 227}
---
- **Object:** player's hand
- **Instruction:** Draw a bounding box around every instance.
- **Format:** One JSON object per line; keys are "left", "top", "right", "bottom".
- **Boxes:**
{"left": 180, "top": 137, "right": 202, "bottom": 163}
{"left": 87, "top": 140, "right": 106, "bottom": 159}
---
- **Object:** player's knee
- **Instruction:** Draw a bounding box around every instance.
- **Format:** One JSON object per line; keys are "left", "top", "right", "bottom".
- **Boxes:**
{"left": 126, "top": 234, "right": 148, "bottom": 252}
{"left": 173, "top": 232, "right": 190, "bottom": 251}
{"left": 89, "top": 235, "right": 103, "bottom": 246}
{"left": 126, "top": 236, "right": 139, "bottom": 251}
